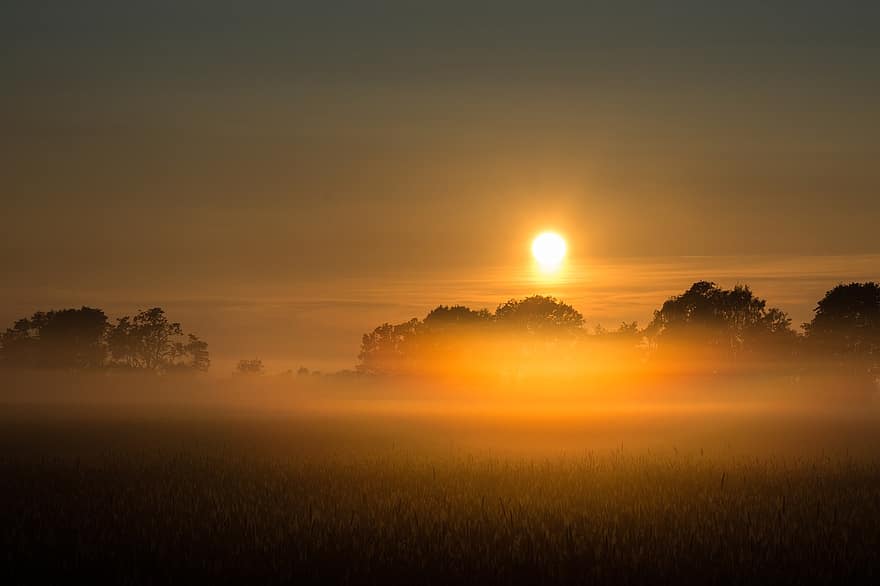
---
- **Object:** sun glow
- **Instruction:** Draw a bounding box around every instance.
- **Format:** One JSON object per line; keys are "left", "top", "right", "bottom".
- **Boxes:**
{"left": 532, "top": 232, "right": 567, "bottom": 272}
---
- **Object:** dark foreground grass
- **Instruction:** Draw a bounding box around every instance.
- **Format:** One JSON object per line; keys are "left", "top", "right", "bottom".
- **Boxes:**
{"left": 2, "top": 404, "right": 880, "bottom": 585}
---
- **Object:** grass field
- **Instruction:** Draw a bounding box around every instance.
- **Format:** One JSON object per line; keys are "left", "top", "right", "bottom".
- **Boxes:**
{"left": 3, "top": 376, "right": 880, "bottom": 584}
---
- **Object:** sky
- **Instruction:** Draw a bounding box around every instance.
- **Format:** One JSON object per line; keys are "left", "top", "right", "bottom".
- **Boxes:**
{"left": 2, "top": 1, "right": 879, "bottom": 372}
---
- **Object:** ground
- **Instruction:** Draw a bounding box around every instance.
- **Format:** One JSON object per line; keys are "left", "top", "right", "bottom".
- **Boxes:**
{"left": 2, "top": 377, "right": 880, "bottom": 584}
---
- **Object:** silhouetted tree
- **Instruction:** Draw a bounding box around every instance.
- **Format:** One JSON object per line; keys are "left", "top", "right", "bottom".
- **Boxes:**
{"left": 494, "top": 295, "right": 584, "bottom": 335}
{"left": 357, "top": 318, "right": 422, "bottom": 374}
{"left": 423, "top": 305, "right": 492, "bottom": 330}
{"left": 594, "top": 321, "right": 640, "bottom": 338}
{"left": 617, "top": 321, "right": 640, "bottom": 336}
{"left": 646, "top": 281, "right": 794, "bottom": 359}
{"left": 236, "top": 359, "right": 265, "bottom": 376}
{"left": 357, "top": 297, "right": 584, "bottom": 375}
{"left": 804, "top": 282, "right": 880, "bottom": 377}
{"left": 106, "top": 308, "right": 209, "bottom": 373}
{"left": 0, "top": 307, "right": 108, "bottom": 369}
{"left": 182, "top": 334, "right": 211, "bottom": 372}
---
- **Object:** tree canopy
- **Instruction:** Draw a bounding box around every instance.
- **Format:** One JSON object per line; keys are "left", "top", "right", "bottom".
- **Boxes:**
{"left": 106, "top": 308, "right": 209, "bottom": 373}
{"left": 236, "top": 359, "right": 265, "bottom": 376}
{"left": 646, "top": 281, "right": 794, "bottom": 359}
{"left": 495, "top": 295, "right": 584, "bottom": 335}
{"left": 358, "top": 295, "right": 589, "bottom": 375}
{"left": 0, "top": 306, "right": 209, "bottom": 374}
{"left": 0, "top": 307, "right": 108, "bottom": 370}
{"left": 804, "top": 282, "right": 880, "bottom": 375}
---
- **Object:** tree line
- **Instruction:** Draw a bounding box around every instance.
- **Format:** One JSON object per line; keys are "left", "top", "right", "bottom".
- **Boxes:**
{"left": 357, "top": 281, "right": 880, "bottom": 382}
{"left": 2, "top": 281, "right": 877, "bottom": 381}
{"left": 0, "top": 307, "right": 208, "bottom": 373}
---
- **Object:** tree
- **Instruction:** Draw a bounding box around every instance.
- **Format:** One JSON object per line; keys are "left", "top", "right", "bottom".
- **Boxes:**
{"left": 494, "top": 295, "right": 584, "bottom": 335}
{"left": 182, "top": 334, "right": 211, "bottom": 372}
{"left": 106, "top": 308, "right": 209, "bottom": 373}
{"left": 492, "top": 296, "right": 585, "bottom": 377}
{"left": 357, "top": 318, "right": 422, "bottom": 374}
{"left": 617, "top": 321, "right": 640, "bottom": 336}
{"left": 594, "top": 321, "right": 640, "bottom": 338}
{"left": 804, "top": 282, "right": 880, "bottom": 375}
{"left": 423, "top": 305, "right": 492, "bottom": 330}
{"left": 646, "top": 281, "right": 794, "bottom": 359}
{"left": 356, "top": 297, "right": 585, "bottom": 375}
{"left": 0, "top": 307, "right": 108, "bottom": 369}
{"left": 236, "top": 359, "right": 265, "bottom": 376}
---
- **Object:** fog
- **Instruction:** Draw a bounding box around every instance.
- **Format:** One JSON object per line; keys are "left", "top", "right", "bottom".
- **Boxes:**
{"left": 2, "top": 369, "right": 878, "bottom": 462}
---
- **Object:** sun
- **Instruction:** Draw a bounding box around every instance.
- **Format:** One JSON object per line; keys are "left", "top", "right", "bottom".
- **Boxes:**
{"left": 531, "top": 231, "right": 567, "bottom": 272}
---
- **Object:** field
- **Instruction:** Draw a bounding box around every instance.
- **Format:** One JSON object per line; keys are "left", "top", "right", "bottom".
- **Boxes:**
{"left": 3, "top": 375, "right": 880, "bottom": 584}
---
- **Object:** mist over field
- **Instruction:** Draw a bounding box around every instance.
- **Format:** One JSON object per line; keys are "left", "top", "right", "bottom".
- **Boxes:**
{"left": 3, "top": 371, "right": 880, "bottom": 585}
{"left": 2, "top": 369, "right": 878, "bottom": 457}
